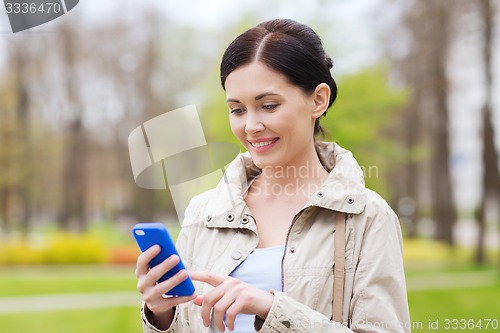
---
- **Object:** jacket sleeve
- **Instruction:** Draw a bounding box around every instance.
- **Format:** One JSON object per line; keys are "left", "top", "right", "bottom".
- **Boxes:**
{"left": 255, "top": 194, "right": 411, "bottom": 333}
{"left": 254, "top": 290, "right": 355, "bottom": 332}
{"left": 141, "top": 302, "right": 192, "bottom": 333}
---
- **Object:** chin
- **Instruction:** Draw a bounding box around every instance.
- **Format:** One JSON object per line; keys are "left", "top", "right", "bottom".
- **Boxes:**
{"left": 250, "top": 154, "right": 281, "bottom": 169}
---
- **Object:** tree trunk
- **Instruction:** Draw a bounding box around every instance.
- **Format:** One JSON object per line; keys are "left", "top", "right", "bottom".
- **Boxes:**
{"left": 14, "top": 51, "right": 33, "bottom": 237}
{"left": 57, "top": 25, "right": 87, "bottom": 232}
{"left": 476, "top": 0, "right": 500, "bottom": 264}
{"left": 428, "top": 0, "right": 456, "bottom": 245}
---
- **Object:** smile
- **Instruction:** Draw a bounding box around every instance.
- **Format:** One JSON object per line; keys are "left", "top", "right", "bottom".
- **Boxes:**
{"left": 248, "top": 138, "right": 279, "bottom": 153}
{"left": 250, "top": 139, "right": 278, "bottom": 147}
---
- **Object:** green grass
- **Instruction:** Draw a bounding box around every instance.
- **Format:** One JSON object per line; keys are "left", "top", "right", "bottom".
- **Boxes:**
{"left": 408, "top": 283, "right": 500, "bottom": 332}
{"left": 0, "top": 307, "right": 142, "bottom": 333}
{"left": 0, "top": 265, "right": 137, "bottom": 297}
{"left": 0, "top": 265, "right": 142, "bottom": 333}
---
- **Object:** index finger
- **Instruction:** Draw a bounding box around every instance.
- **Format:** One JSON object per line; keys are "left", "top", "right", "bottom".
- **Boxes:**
{"left": 189, "top": 271, "right": 227, "bottom": 287}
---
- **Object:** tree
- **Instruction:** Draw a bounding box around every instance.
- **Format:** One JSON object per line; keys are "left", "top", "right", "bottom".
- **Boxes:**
{"left": 0, "top": 40, "right": 37, "bottom": 237}
{"left": 324, "top": 65, "right": 408, "bottom": 199}
{"left": 12, "top": 44, "right": 34, "bottom": 235}
{"left": 390, "top": 0, "right": 457, "bottom": 244}
{"left": 475, "top": 0, "right": 500, "bottom": 264}
{"left": 57, "top": 23, "right": 88, "bottom": 232}
{"left": 427, "top": 0, "right": 456, "bottom": 246}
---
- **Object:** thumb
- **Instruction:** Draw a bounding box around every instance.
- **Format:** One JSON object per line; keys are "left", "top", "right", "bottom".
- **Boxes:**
{"left": 193, "top": 295, "right": 204, "bottom": 306}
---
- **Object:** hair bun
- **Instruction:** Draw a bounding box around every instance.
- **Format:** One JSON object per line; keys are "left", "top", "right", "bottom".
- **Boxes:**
{"left": 325, "top": 57, "right": 333, "bottom": 70}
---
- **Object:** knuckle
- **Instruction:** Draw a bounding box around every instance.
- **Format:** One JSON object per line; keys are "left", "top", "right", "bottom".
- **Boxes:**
{"left": 149, "top": 266, "right": 166, "bottom": 282}
{"left": 152, "top": 283, "right": 166, "bottom": 296}
{"left": 137, "top": 252, "right": 147, "bottom": 265}
{"left": 143, "top": 291, "right": 156, "bottom": 305}
{"left": 234, "top": 283, "right": 245, "bottom": 292}
{"left": 175, "top": 271, "right": 187, "bottom": 281}
{"left": 226, "top": 308, "right": 238, "bottom": 319}
{"left": 160, "top": 257, "right": 175, "bottom": 271}
{"left": 143, "top": 294, "right": 153, "bottom": 304}
{"left": 148, "top": 270, "right": 160, "bottom": 282}
{"left": 136, "top": 280, "right": 146, "bottom": 293}
{"left": 213, "top": 303, "right": 226, "bottom": 313}
{"left": 203, "top": 294, "right": 215, "bottom": 306}
{"left": 146, "top": 302, "right": 160, "bottom": 313}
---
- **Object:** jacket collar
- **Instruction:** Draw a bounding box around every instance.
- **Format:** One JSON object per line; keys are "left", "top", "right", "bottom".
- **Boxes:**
{"left": 203, "top": 142, "right": 366, "bottom": 228}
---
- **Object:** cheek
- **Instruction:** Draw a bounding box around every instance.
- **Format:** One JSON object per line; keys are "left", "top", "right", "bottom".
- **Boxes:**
{"left": 229, "top": 116, "right": 245, "bottom": 139}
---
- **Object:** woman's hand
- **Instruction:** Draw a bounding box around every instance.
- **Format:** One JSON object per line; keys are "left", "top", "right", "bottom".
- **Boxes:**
{"left": 190, "top": 272, "right": 274, "bottom": 332}
{"left": 135, "top": 245, "right": 197, "bottom": 330}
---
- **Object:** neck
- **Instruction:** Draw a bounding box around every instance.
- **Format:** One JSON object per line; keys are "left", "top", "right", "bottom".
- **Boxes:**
{"left": 252, "top": 147, "right": 328, "bottom": 198}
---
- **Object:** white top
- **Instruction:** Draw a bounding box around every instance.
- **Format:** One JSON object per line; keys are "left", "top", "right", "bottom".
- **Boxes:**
{"left": 228, "top": 245, "right": 285, "bottom": 333}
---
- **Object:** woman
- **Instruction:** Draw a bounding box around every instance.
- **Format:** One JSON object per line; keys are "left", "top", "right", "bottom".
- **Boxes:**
{"left": 136, "top": 19, "right": 411, "bottom": 333}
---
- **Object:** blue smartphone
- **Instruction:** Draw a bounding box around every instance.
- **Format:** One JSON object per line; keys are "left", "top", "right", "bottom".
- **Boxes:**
{"left": 132, "top": 222, "right": 195, "bottom": 297}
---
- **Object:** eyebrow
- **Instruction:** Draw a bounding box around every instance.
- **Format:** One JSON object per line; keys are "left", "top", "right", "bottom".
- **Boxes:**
{"left": 226, "top": 92, "right": 281, "bottom": 103}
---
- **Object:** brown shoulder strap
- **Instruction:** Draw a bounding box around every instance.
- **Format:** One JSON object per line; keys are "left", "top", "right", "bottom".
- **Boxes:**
{"left": 333, "top": 212, "right": 346, "bottom": 323}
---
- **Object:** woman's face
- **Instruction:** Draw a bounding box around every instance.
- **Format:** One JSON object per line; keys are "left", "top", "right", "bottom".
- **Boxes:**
{"left": 225, "top": 61, "right": 325, "bottom": 169}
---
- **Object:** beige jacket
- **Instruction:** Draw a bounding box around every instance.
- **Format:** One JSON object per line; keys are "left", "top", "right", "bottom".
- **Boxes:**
{"left": 141, "top": 142, "right": 411, "bottom": 333}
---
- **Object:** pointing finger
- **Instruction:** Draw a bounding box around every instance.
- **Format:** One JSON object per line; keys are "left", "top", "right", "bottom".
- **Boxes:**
{"left": 189, "top": 271, "right": 227, "bottom": 287}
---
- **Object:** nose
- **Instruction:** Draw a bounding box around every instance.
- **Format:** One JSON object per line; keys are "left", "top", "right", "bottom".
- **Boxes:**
{"left": 245, "top": 110, "right": 265, "bottom": 134}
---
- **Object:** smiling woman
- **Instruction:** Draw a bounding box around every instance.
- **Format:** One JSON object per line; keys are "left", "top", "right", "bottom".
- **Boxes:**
{"left": 226, "top": 62, "right": 330, "bottom": 170}
{"left": 135, "top": 18, "right": 411, "bottom": 333}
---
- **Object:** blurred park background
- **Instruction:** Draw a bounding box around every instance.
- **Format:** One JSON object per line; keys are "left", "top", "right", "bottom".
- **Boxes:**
{"left": 0, "top": 0, "right": 499, "bottom": 332}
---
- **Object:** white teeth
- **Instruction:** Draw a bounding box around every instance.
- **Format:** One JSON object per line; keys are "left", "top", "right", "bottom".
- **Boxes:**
{"left": 251, "top": 140, "right": 275, "bottom": 147}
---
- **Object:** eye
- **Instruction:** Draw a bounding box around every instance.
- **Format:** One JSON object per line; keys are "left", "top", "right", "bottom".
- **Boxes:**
{"left": 262, "top": 104, "right": 279, "bottom": 110}
{"left": 230, "top": 108, "right": 245, "bottom": 115}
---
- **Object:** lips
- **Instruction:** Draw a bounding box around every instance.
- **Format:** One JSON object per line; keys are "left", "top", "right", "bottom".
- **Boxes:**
{"left": 247, "top": 138, "right": 279, "bottom": 152}
{"left": 250, "top": 139, "right": 278, "bottom": 147}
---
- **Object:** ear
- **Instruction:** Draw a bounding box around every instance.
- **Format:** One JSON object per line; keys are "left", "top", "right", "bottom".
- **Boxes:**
{"left": 311, "top": 83, "right": 331, "bottom": 119}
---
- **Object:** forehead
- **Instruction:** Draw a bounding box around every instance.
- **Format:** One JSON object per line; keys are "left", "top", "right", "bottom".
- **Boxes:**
{"left": 224, "top": 62, "right": 294, "bottom": 100}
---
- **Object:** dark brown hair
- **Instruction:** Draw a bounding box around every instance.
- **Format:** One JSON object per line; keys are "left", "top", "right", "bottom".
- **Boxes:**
{"left": 220, "top": 19, "right": 337, "bottom": 135}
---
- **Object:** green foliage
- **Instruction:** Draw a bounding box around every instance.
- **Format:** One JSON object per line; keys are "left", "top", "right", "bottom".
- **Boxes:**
{"left": 198, "top": 65, "right": 242, "bottom": 148}
{"left": 323, "top": 64, "right": 408, "bottom": 198}
{"left": 0, "top": 233, "right": 108, "bottom": 265}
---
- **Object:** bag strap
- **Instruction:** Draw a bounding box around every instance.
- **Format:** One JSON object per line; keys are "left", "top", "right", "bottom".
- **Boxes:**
{"left": 333, "top": 212, "right": 346, "bottom": 323}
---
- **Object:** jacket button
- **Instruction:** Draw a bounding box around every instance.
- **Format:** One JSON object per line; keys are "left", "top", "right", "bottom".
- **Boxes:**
{"left": 241, "top": 215, "right": 250, "bottom": 224}
{"left": 290, "top": 248, "right": 296, "bottom": 253}
{"left": 317, "top": 192, "right": 324, "bottom": 198}
{"left": 347, "top": 198, "right": 354, "bottom": 204}
{"left": 206, "top": 215, "right": 212, "bottom": 222}
{"left": 226, "top": 214, "right": 235, "bottom": 222}
{"left": 231, "top": 251, "right": 242, "bottom": 260}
